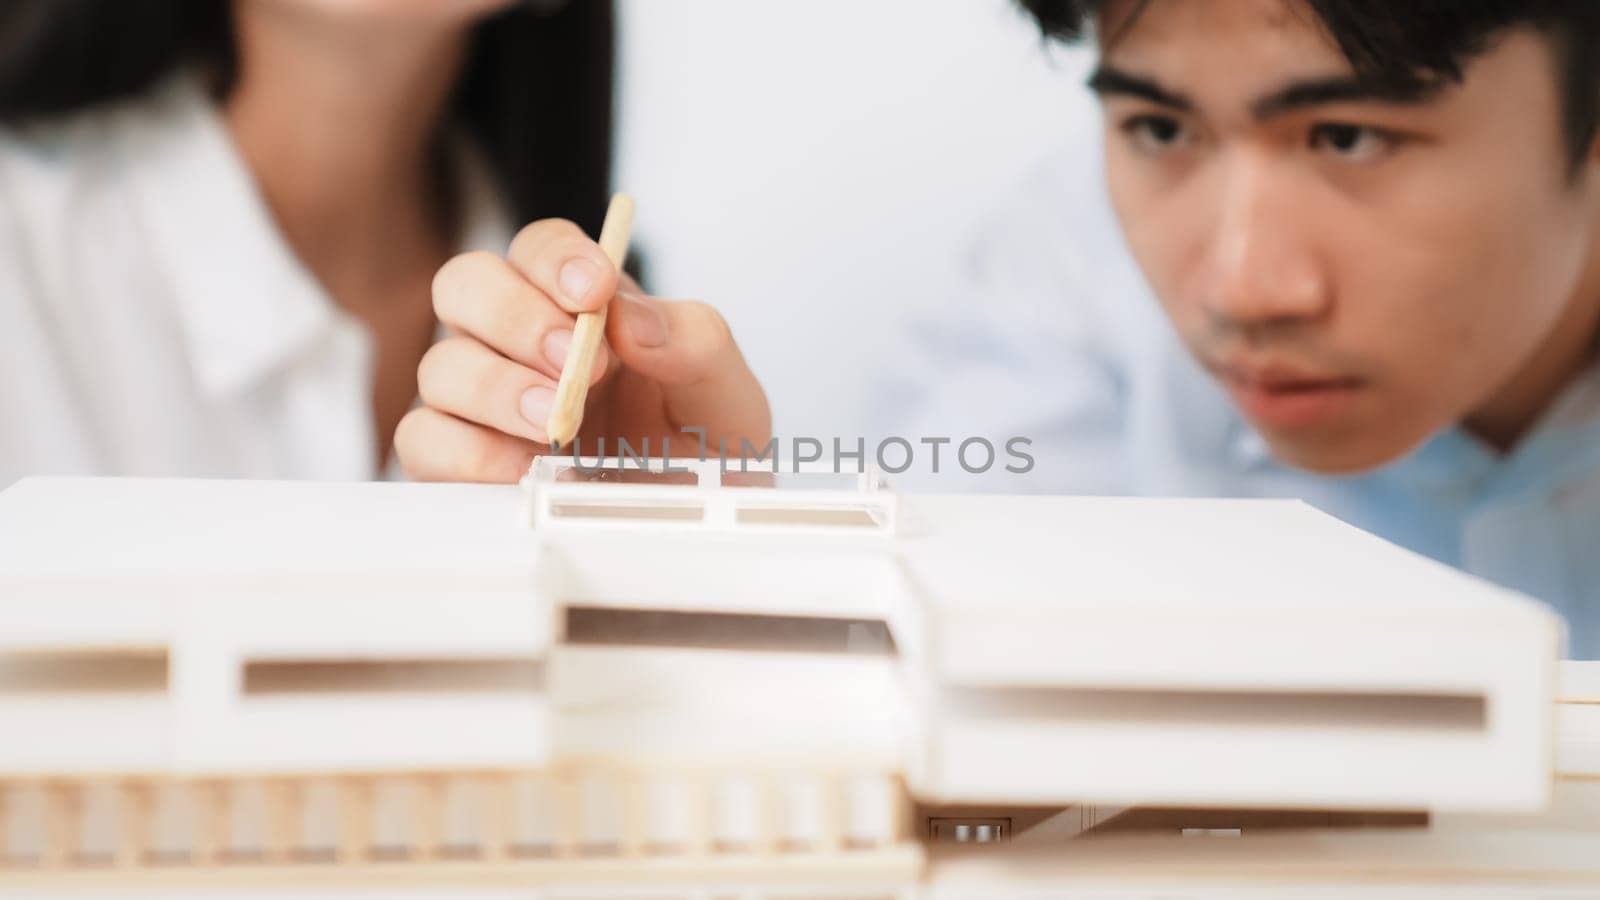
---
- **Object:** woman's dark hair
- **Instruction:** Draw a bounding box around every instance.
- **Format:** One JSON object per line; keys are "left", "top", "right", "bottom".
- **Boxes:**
{"left": 0, "top": 0, "right": 615, "bottom": 234}
{"left": 1017, "top": 0, "right": 1600, "bottom": 167}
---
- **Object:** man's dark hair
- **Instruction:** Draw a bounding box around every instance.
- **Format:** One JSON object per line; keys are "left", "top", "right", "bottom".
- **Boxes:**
{"left": 1018, "top": 1, "right": 1600, "bottom": 168}
{"left": 0, "top": 0, "right": 616, "bottom": 234}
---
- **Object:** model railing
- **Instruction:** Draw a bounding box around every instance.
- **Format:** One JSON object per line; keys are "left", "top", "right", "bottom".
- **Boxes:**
{"left": 0, "top": 765, "right": 914, "bottom": 874}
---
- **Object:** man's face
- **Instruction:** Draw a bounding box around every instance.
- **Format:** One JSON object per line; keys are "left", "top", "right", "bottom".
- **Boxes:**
{"left": 1094, "top": 0, "right": 1600, "bottom": 472}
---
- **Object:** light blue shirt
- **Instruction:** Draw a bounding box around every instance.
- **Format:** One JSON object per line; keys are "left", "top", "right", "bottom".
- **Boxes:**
{"left": 881, "top": 135, "right": 1600, "bottom": 658}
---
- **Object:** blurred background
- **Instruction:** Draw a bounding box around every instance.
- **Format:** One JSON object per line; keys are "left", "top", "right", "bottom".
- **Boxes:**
{"left": 615, "top": 0, "right": 1094, "bottom": 440}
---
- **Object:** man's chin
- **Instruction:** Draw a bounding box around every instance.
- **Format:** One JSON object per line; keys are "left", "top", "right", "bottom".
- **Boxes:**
{"left": 1256, "top": 426, "right": 1426, "bottom": 476}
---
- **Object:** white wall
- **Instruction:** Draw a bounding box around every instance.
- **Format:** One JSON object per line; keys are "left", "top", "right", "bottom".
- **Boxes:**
{"left": 615, "top": 0, "right": 1097, "bottom": 440}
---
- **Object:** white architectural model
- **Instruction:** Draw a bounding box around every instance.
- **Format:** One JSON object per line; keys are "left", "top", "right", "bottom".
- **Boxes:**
{"left": 0, "top": 459, "right": 1594, "bottom": 896}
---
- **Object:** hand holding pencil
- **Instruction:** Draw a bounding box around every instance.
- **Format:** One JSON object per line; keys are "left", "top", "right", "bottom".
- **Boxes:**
{"left": 397, "top": 194, "right": 772, "bottom": 483}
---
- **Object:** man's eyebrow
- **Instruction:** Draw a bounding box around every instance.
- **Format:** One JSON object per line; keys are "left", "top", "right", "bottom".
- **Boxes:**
{"left": 1251, "top": 75, "right": 1446, "bottom": 120}
{"left": 1087, "top": 65, "right": 1447, "bottom": 121}
{"left": 1086, "top": 65, "right": 1194, "bottom": 111}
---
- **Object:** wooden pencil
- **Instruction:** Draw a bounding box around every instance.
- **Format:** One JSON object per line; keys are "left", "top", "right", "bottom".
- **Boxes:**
{"left": 546, "top": 193, "right": 635, "bottom": 451}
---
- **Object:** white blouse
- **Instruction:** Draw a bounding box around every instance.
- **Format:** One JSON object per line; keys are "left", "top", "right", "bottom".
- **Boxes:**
{"left": 0, "top": 73, "right": 513, "bottom": 489}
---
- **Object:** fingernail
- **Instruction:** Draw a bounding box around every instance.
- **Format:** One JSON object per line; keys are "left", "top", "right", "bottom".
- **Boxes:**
{"left": 520, "top": 386, "right": 555, "bottom": 427}
{"left": 617, "top": 291, "right": 669, "bottom": 348}
{"left": 543, "top": 329, "right": 573, "bottom": 368}
{"left": 559, "top": 258, "right": 599, "bottom": 306}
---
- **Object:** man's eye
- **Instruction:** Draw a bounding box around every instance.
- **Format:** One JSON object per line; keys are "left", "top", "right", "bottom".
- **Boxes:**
{"left": 1309, "top": 123, "right": 1396, "bottom": 161}
{"left": 1120, "top": 115, "right": 1191, "bottom": 155}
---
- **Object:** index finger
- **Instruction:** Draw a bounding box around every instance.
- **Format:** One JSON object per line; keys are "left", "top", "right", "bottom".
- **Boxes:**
{"left": 506, "top": 218, "right": 620, "bottom": 316}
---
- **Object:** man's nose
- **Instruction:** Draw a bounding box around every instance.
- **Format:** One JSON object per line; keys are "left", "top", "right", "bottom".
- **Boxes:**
{"left": 1199, "top": 153, "right": 1332, "bottom": 328}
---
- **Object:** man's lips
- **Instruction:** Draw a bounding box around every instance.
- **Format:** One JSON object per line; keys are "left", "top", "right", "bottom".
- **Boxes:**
{"left": 1205, "top": 360, "right": 1367, "bottom": 429}
{"left": 1217, "top": 366, "right": 1362, "bottom": 392}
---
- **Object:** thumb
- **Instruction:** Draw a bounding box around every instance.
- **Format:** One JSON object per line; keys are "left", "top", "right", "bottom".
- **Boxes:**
{"left": 605, "top": 289, "right": 771, "bottom": 440}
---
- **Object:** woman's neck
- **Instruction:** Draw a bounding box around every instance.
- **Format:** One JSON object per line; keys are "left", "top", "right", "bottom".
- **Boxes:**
{"left": 223, "top": 3, "right": 471, "bottom": 312}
